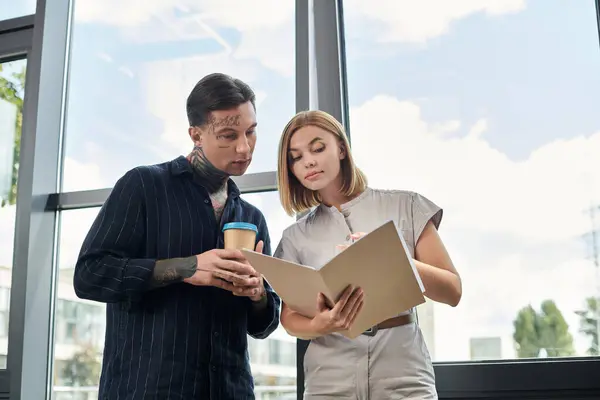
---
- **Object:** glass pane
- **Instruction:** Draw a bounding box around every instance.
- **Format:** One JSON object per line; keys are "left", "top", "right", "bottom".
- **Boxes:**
{"left": 53, "top": 208, "right": 105, "bottom": 398}
{"left": 0, "top": 0, "right": 36, "bottom": 21}
{"left": 0, "top": 57, "right": 27, "bottom": 369}
{"left": 61, "top": 2, "right": 296, "bottom": 192}
{"left": 53, "top": 191, "right": 297, "bottom": 398}
{"left": 344, "top": 0, "right": 600, "bottom": 361}
{"left": 241, "top": 191, "right": 297, "bottom": 399}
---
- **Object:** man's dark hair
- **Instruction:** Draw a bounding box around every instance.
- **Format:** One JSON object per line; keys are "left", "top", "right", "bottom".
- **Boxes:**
{"left": 186, "top": 73, "right": 256, "bottom": 127}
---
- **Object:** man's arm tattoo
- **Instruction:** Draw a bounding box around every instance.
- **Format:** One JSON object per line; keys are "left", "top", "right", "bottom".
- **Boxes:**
{"left": 148, "top": 256, "right": 197, "bottom": 289}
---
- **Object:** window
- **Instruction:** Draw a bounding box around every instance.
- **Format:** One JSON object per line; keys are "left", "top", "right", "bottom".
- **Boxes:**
{"left": 0, "top": 57, "right": 26, "bottom": 369}
{"left": 0, "top": 288, "right": 9, "bottom": 337}
{"left": 61, "top": 1, "right": 296, "bottom": 192}
{"left": 52, "top": 191, "right": 297, "bottom": 399}
{"left": 0, "top": 0, "right": 36, "bottom": 21}
{"left": 343, "top": 0, "right": 600, "bottom": 362}
{"left": 238, "top": 191, "right": 298, "bottom": 399}
{"left": 53, "top": 208, "right": 105, "bottom": 399}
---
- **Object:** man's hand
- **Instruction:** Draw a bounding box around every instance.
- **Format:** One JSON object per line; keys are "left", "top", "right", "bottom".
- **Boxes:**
{"left": 182, "top": 248, "right": 260, "bottom": 292}
{"left": 232, "top": 240, "right": 267, "bottom": 302}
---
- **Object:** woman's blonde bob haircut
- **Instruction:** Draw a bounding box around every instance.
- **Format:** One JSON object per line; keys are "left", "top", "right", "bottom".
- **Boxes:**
{"left": 277, "top": 110, "right": 368, "bottom": 216}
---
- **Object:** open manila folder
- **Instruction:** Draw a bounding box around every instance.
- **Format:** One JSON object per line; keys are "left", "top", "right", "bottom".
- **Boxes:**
{"left": 241, "top": 220, "right": 426, "bottom": 339}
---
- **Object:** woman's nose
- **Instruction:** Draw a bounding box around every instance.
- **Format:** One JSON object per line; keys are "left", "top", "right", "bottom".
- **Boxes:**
{"left": 304, "top": 158, "right": 316, "bottom": 168}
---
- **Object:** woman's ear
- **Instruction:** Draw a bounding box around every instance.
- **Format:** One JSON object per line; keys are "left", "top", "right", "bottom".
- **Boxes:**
{"left": 339, "top": 144, "right": 347, "bottom": 160}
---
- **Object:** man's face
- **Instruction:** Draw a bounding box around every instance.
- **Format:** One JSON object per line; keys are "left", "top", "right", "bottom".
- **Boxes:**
{"left": 190, "top": 101, "right": 257, "bottom": 176}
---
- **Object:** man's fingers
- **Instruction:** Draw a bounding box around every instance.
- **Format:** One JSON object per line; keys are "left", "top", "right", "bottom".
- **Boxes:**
{"left": 233, "top": 286, "right": 261, "bottom": 297}
{"left": 232, "top": 276, "right": 261, "bottom": 287}
{"left": 213, "top": 248, "right": 246, "bottom": 261}
{"left": 255, "top": 240, "right": 264, "bottom": 254}
{"left": 216, "top": 259, "right": 256, "bottom": 275}
{"left": 212, "top": 277, "right": 235, "bottom": 292}
{"left": 214, "top": 270, "right": 258, "bottom": 287}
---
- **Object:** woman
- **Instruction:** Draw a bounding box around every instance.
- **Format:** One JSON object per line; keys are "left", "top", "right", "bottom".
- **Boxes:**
{"left": 273, "top": 110, "right": 462, "bottom": 399}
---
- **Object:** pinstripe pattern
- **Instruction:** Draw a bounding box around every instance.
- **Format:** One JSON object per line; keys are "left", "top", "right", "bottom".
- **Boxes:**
{"left": 73, "top": 156, "right": 280, "bottom": 400}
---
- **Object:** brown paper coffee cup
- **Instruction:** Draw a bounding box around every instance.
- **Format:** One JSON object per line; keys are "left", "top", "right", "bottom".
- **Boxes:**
{"left": 222, "top": 222, "right": 258, "bottom": 251}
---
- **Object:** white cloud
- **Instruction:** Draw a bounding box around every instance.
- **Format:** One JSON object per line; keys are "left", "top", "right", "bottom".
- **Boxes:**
{"left": 350, "top": 94, "right": 600, "bottom": 360}
{"left": 141, "top": 54, "right": 263, "bottom": 154}
{"left": 196, "top": 0, "right": 292, "bottom": 31}
{"left": 62, "top": 157, "right": 107, "bottom": 192}
{"left": 351, "top": 95, "right": 600, "bottom": 244}
{"left": 74, "top": 0, "right": 188, "bottom": 27}
{"left": 344, "top": 0, "right": 526, "bottom": 44}
{"left": 95, "top": 1, "right": 294, "bottom": 156}
{"left": 74, "top": 0, "right": 295, "bottom": 76}
{"left": 96, "top": 52, "right": 113, "bottom": 63}
{"left": 75, "top": 0, "right": 292, "bottom": 30}
{"left": 232, "top": 22, "right": 295, "bottom": 77}
{"left": 58, "top": 207, "right": 103, "bottom": 270}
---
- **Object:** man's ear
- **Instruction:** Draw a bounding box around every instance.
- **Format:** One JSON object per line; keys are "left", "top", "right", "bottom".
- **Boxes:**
{"left": 189, "top": 127, "right": 203, "bottom": 147}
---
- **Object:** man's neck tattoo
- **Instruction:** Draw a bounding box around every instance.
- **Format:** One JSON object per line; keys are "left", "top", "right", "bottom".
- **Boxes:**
{"left": 210, "top": 184, "right": 228, "bottom": 223}
{"left": 188, "top": 145, "right": 228, "bottom": 193}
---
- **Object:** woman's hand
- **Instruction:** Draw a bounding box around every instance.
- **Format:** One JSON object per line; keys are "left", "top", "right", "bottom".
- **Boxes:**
{"left": 309, "top": 285, "right": 364, "bottom": 336}
{"left": 335, "top": 232, "right": 367, "bottom": 253}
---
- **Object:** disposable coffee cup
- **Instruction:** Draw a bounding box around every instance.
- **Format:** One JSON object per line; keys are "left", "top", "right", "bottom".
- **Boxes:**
{"left": 223, "top": 222, "right": 258, "bottom": 251}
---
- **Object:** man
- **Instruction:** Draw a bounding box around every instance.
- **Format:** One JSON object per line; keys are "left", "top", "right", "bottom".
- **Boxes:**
{"left": 73, "top": 73, "right": 281, "bottom": 399}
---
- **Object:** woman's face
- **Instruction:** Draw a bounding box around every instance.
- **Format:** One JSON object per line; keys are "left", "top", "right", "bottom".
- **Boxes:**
{"left": 288, "top": 125, "right": 345, "bottom": 191}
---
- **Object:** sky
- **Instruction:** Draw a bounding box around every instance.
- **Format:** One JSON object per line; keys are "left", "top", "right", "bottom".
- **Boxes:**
{"left": 1, "top": 0, "right": 600, "bottom": 364}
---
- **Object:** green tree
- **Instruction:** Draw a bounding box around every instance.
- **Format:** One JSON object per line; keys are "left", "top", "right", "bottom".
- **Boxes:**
{"left": 513, "top": 300, "right": 575, "bottom": 358}
{"left": 61, "top": 343, "right": 102, "bottom": 387}
{"left": 575, "top": 297, "right": 599, "bottom": 355}
{"left": 0, "top": 62, "right": 26, "bottom": 207}
{"left": 513, "top": 305, "right": 541, "bottom": 358}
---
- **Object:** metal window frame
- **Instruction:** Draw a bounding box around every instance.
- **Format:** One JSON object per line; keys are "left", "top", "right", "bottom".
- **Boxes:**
{"left": 294, "top": 1, "right": 347, "bottom": 399}
{"left": 3, "top": 0, "right": 600, "bottom": 398}
{"left": 293, "top": 0, "right": 600, "bottom": 399}
{"left": 3, "top": 0, "right": 73, "bottom": 399}
{"left": 0, "top": 16, "right": 34, "bottom": 60}
{"left": 0, "top": 9, "right": 36, "bottom": 400}
{"left": 0, "top": 15, "right": 34, "bottom": 397}
{"left": 2, "top": 0, "right": 302, "bottom": 399}
{"left": 45, "top": 171, "right": 277, "bottom": 211}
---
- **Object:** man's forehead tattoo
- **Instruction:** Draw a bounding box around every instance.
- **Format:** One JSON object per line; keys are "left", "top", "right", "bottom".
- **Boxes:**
{"left": 206, "top": 115, "right": 241, "bottom": 131}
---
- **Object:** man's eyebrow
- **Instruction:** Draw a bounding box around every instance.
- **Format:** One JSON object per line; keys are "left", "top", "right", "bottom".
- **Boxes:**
{"left": 214, "top": 126, "right": 237, "bottom": 134}
{"left": 215, "top": 122, "right": 257, "bottom": 134}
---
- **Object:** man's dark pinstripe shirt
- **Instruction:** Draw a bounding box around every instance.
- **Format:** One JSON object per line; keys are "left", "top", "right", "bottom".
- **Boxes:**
{"left": 73, "top": 156, "right": 281, "bottom": 400}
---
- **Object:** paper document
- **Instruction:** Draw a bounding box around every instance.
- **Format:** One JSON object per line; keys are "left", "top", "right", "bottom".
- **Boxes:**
{"left": 241, "top": 220, "right": 426, "bottom": 339}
